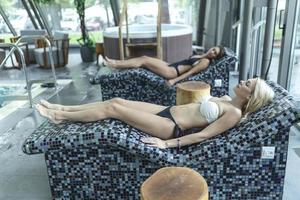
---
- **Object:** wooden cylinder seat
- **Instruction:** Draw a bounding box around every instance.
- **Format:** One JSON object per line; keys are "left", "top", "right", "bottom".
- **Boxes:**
{"left": 141, "top": 167, "right": 208, "bottom": 200}
{"left": 96, "top": 42, "right": 104, "bottom": 65}
{"left": 176, "top": 81, "right": 211, "bottom": 105}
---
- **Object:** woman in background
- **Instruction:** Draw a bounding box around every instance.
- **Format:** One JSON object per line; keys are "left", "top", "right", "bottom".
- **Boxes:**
{"left": 104, "top": 46, "right": 225, "bottom": 86}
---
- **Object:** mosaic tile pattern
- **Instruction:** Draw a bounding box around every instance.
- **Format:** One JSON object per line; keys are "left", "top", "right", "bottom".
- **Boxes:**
{"left": 96, "top": 49, "right": 237, "bottom": 105}
{"left": 22, "top": 81, "right": 299, "bottom": 199}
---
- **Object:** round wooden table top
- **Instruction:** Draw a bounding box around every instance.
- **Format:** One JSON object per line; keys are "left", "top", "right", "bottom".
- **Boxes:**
{"left": 176, "top": 81, "right": 211, "bottom": 105}
{"left": 177, "top": 81, "right": 210, "bottom": 91}
{"left": 141, "top": 167, "right": 208, "bottom": 200}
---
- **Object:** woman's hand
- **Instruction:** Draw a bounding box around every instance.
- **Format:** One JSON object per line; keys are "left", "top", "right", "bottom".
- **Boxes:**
{"left": 141, "top": 137, "right": 168, "bottom": 149}
{"left": 165, "top": 79, "right": 175, "bottom": 87}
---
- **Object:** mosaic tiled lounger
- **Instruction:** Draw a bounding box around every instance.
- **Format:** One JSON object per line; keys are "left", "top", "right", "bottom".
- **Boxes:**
{"left": 23, "top": 81, "right": 299, "bottom": 199}
{"left": 96, "top": 48, "right": 237, "bottom": 105}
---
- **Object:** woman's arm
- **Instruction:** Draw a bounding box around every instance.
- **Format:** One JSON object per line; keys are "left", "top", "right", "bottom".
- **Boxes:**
{"left": 142, "top": 110, "right": 241, "bottom": 148}
{"left": 167, "top": 59, "right": 210, "bottom": 86}
{"left": 190, "top": 54, "right": 206, "bottom": 59}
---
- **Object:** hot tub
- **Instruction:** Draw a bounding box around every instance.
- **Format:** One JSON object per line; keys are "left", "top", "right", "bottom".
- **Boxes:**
{"left": 103, "top": 24, "right": 193, "bottom": 63}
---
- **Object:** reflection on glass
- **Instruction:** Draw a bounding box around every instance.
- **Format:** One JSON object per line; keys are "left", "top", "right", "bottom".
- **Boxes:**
{"left": 268, "top": 0, "right": 285, "bottom": 82}
{"left": 0, "top": 0, "right": 34, "bottom": 34}
{"left": 0, "top": 17, "right": 13, "bottom": 42}
{"left": 125, "top": 0, "right": 199, "bottom": 41}
{"left": 126, "top": 0, "right": 158, "bottom": 25}
{"left": 0, "top": 0, "right": 33, "bottom": 41}
{"left": 289, "top": 8, "right": 300, "bottom": 101}
{"left": 168, "top": 0, "right": 199, "bottom": 41}
{"left": 39, "top": 0, "right": 113, "bottom": 45}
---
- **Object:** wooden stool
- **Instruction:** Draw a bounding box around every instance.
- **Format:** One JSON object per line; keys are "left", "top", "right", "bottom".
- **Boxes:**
{"left": 96, "top": 42, "right": 104, "bottom": 65}
{"left": 141, "top": 167, "right": 208, "bottom": 200}
{"left": 176, "top": 81, "right": 211, "bottom": 105}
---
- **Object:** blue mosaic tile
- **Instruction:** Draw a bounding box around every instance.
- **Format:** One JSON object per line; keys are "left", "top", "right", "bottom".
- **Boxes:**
{"left": 96, "top": 50, "right": 237, "bottom": 105}
{"left": 22, "top": 81, "right": 299, "bottom": 199}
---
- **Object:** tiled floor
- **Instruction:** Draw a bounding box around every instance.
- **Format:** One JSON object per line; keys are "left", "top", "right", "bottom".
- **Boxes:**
{"left": 0, "top": 49, "right": 299, "bottom": 199}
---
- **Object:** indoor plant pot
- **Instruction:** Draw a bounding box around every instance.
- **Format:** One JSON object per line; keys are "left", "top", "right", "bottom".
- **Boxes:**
{"left": 80, "top": 44, "right": 96, "bottom": 62}
{"left": 75, "top": 0, "right": 96, "bottom": 63}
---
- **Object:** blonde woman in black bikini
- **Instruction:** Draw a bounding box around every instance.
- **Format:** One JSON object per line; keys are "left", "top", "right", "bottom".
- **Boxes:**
{"left": 36, "top": 78, "right": 274, "bottom": 149}
{"left": 104, "top": 46, "right": 225, "bottom": 86}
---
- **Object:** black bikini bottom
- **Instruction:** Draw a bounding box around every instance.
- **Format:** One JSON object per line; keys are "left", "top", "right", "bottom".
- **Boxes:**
{"left": 169, "top": 57, "right": 200, "bottom": 76}
{"left": 156, "top": 106, "right": 183, "bottom": 138}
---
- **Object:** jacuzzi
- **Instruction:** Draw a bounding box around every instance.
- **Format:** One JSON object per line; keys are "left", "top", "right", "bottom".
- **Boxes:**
{"left": 103, "top": 24, "right": 193, "bottom": 63}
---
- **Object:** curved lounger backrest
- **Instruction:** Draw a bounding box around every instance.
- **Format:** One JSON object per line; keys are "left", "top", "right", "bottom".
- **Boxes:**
{"left": 22, "top": 81, "right": 299, "bottom": 169}
{"left": 179, "top": 80, "right": 298, "bottom": 164}
{"left": 97, "top": 47, "right": 238, "bottom": 105}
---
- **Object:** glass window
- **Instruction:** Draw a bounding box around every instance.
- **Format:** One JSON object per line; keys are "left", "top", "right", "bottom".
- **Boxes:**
{"left": 267, "top": 0, "right": 285, "bottom": 82}
{"left": 0, "top": 1, "right": 35, "bottom": 36}
{"left": 0, "top": 17, "right": 13, "bottom": 42}
{"left": 124, "top": 0, "right": 199, "bottom": 42}
{"left": 126, "top": 0, "right": 158, "bottom": 25}
{"left": 289, "top": 4, "right": 300, "bottom": 101}
{"left": 250, "top": 7, "right": 267, "bottom": 78}
{"left": 39, "top": 0, "right": 113, "bottom": 45}
{"left": 168, "top": 0, "right": 200, "bottom": 41}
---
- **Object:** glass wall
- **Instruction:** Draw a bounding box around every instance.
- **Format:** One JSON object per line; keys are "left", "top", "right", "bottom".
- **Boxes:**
{"left": 0, "top": 18, "right": 13, "bottom": 42}
{"left": 39, "top": 0, "right": 113, "bottom": 45}
{"left": 126, "top": 0, "right": 158, "bottom": 24}
{"left": 249, "top": 6, "right": 267, "bottom": 78}
{"left": 125, "top": 0, "right": 199, "bottom": 42}
{"left": 267, "top": 0, "right": 286, "bottom": 82}
{"left": 0, "top": 0, "right": 35, "bottom": 42}
{"left": 288, "top": 2, "right": 300, "bottom": 101}
{"left": 168, "top": 0, "right": 199, "bottom": 41}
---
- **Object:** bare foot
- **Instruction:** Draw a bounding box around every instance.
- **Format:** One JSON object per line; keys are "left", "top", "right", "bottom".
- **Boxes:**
{"left": 103, "top": 56, "right": 118, "bottom": 68}
{"left": 36, "top": 104, "right": 63, "bottom": 124}
{"left": 165, "top": 79, "right": 175, "bottom": 87}
{"left": 40, "top": 99, "right": 63, "bottom": 111}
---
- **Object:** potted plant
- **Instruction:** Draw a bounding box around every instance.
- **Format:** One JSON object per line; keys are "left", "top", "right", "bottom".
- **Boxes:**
{"left": 74, "top": 0, "right": 96, "bottom": 62}
{"left": 34, "top": 0, "right": 96, "bottom": 62}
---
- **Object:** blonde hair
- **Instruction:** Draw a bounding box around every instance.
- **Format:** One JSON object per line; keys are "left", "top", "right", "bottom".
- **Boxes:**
{"left": 243, "top": 78, "right": 274, "bottom": 117}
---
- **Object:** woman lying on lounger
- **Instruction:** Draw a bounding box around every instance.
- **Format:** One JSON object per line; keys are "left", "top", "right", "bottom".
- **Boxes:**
{"left": 104, "top": 46, "right": 225, "bottom": 86}
{"left": 36, "top": 77, "right": 274, "bottom": 149}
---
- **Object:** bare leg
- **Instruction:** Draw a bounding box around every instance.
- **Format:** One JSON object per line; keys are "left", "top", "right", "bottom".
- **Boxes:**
{"left": 36, "top": 104, "right": 63, "bottom": 124}
{"left": 36, "top": 100, "right": 175, "bottom": 139}
{"left": 108, "top": 102, "right": 175, "bottom": 139}
{"left": 40, "top": 99, "right": 103, "bottom": 112}
{"left": 36, "top": 104, "right": 107, "bottom": 124}
{"left": 105, "top": 56, "right": 177, "bottom": 79}
{"left": 104, "top": 56, "right": 145, "bottom": 68}
{"left": 40, "top": 98, "right": 167, "bottom": 114}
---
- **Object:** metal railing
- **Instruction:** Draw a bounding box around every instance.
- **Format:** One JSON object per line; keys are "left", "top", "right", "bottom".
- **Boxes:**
{"left": 0, "top": 35, "right": 57, "bottom": 107}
